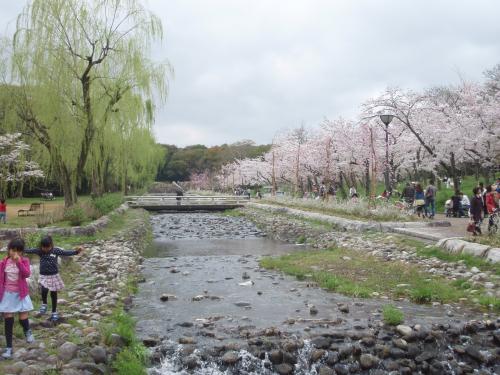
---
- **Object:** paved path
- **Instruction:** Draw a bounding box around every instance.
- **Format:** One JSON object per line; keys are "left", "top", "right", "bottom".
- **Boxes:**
{"left": 393, "top": 214, "right": 486, "bottom": 242}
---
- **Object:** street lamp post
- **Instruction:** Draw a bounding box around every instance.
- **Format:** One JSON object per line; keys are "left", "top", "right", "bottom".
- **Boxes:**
{"left": 379, "top": 114, "right": 394, "bottom": 192}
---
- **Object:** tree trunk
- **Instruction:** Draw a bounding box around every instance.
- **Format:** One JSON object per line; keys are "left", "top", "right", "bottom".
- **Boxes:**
{"left": 364, "top": 159, "right": 370, "bottom": 197}
{"left": 61, "top": 166, "right": 77, "bottom": 207}
{"left": 16, "top": 180, "right": 24, "bottom": 198}
{"left": 450, "top": 152, "right": 461, "bottom": 191}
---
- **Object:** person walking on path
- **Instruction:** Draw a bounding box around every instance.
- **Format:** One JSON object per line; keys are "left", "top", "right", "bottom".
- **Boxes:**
{"left": 0, "top": 238, "right": 35, "bottom": 359}
{"left": 0, "top": 198, "right": 6, "bottom": 224}
{"left": 25, "top": 236, "right": 83, "bottom": 322}
{"left": 402, "top": 182, "right": 415, "bottom": 205}
{"left": 485, "top": 185, "right": 498, "bottom": 215}
{"left": 414, "top": 184, "right": 426, "bottom": 217}
{"left": 470, "top": 187, "right": 484, "bottom": 236}
{"left": 478, "top": 182, "right": 488, "bottom": 218}
{"left": 349, "top": 186, "right": 357, "bottom": 199}
{"left": 424, "top": 181, "right": 437, "bottom": 218}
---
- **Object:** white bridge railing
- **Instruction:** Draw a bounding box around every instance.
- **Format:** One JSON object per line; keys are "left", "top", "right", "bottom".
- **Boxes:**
{"left": 125, "top": 194, "right": 250, "bottom": 206}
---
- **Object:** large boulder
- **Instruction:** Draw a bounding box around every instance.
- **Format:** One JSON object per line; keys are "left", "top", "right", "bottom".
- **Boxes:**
{"left": 485, "top": 248, "right": 500, "bottom": 263}
{"left": 462, "top": 242, "right": 490, "bottom": 257}
{"left": 442, "top": 239, "right": 466, "bottom": 254}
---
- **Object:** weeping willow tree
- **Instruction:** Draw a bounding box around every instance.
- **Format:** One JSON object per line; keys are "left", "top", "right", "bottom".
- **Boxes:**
{"left": 87, "top": 86, "right": 165, "bottom": 195}
{"left": 11, "top": 0, "right": 169, "bottom": 206}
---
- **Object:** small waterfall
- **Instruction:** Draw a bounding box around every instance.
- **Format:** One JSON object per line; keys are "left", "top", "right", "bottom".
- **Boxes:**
{"left": 150, "top": 340, "right": 324, "bottom": 375}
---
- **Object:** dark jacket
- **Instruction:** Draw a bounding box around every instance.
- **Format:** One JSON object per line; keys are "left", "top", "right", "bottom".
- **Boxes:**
{"left": 470, "top": 196, "right": 484, "bottom": 222}
{"left": 25, "top": 247, "right": 78, "bottom": 275}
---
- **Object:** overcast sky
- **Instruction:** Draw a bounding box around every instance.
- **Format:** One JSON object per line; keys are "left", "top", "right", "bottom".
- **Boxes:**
{"left": 2, "top": 1, "right": 500, "bottom": 146}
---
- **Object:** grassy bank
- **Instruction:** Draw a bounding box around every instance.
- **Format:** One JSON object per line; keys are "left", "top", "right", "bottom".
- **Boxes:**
{"left": 260, "top": 246, "right": 499, "bottom": 311}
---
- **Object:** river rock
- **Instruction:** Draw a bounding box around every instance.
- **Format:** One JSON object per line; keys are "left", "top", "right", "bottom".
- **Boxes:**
{"left": 338, "top": 303, "right": 349, "bottom": 313}
{"left": 269, "top": 350, "right": 283, "bottom": 364}
{"left": 396, "top": 325, "right": 413, "bottom": 336}
{"left": 183, "top": 355, "right": 200, "bottom": 369}
{"left": 58, "top": 342, "right": 79, "bottom": 362}
{"left": 310, "top": 349, "right": 326, "bottom": 362}
{"left": 222, "top": 351, "right": 240, "bottom": 365}
{"left": 318, "top": 366, "right": 335, "bottom": 375}
{"left": 275, "top": 363, "right": 294, "bottom": 375}
{"left": 142, "top": 337, "right": 160, "bottom": 347}
{"left": 89, "top": 346, "right": 107, "bottom": 364}
{"left": 20, "top": 365, "right": 43, "bottom": 375}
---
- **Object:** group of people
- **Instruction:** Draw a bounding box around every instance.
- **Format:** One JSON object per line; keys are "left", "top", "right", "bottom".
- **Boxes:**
{"left": 401, "top": 181, "right": 438, "bottom": 218}
{"left": 0, "top": 236, "right": 82, "bottom": 358}
{"left": 468, "top": 181, "right": 500, "bottom": 236}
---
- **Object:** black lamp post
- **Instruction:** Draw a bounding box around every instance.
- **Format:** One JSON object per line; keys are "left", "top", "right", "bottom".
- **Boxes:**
{"left": 380, "top": 114, "right": 394, "bottom": 192}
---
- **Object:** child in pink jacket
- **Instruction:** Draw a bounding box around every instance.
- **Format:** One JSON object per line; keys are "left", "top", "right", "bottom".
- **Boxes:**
{"left": 0, "top": 238, "right": 34, "bottom": 359}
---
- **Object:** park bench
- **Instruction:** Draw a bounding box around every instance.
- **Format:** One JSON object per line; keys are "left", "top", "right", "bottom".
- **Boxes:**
{"left": 17, "top": 203, "right": 44, "bottom": 217}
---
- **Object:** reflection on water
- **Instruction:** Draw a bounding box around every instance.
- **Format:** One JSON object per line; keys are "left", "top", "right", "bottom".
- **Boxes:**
{"left": 144, "top": 238, "right": 306, "bottom": 258}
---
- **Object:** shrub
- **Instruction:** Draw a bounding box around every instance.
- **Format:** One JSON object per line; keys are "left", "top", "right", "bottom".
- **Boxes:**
{"left": 296, "top": 235, "right": 306, "bottom": 244}
{"left": 113, "top": 344, "right": 147, "bottom": 375}
{"left": 410, "top": 285, "right": 433, "bottom": 304}
{"left": 24, "top": 232, "right": 43, "bottom": 249}
{"left": 383, "top": 305, "right": 404, "bottom": 325}
{"left": 64, "top": 205, "right": 88, "bottom": 226}
{"left": 92, "top": 193, "right": 123, "bottom": 216}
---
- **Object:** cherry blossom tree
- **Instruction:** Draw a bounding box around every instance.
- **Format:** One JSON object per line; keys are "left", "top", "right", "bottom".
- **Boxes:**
{"left": 0, "top": 133, "right": 44, "bottom": 197}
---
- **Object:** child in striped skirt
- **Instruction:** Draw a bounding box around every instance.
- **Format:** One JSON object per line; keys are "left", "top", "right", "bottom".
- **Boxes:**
{"left": 25, "top": 236, "right": 83, "bottom": 322}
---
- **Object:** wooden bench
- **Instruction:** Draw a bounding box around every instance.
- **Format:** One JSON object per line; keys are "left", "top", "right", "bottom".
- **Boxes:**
{"left": 18, "top": 203, "right": 44, "bottom": 217}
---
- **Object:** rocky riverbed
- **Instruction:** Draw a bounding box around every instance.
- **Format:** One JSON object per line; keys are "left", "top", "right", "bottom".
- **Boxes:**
{"left": 133, "top": 212, "right": 500, "bottom": 375}
{"left": 0, "top": 210, "right": 149, "bottom": 375}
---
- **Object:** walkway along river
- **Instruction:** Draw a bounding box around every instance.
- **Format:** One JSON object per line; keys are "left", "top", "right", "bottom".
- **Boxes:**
{"left": 131, "top": 213, "right": 499, "bottom": 374}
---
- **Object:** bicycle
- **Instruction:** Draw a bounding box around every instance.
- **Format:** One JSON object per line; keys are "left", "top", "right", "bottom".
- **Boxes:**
{"left": 488, "top": 208, "right": 499, "bottom": 235}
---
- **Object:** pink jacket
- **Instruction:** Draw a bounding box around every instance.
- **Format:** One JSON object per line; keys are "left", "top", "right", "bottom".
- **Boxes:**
{"left": 0, "top": 256, "right": 31, "bottom": 300}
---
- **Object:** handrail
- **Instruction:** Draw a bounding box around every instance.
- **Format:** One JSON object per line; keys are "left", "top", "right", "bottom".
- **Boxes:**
{"left": 124, "top": 195, "right": 250, "bottom": 206}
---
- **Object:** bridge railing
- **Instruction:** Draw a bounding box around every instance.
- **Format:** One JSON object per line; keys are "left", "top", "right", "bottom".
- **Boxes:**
{"left": 124, "top": 195, "right": 250, "bottom": 206}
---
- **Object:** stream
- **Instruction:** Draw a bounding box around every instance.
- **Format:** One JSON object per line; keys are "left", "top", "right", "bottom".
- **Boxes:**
{"left": 131, "top": 213, "right": 498, "bottom": 375}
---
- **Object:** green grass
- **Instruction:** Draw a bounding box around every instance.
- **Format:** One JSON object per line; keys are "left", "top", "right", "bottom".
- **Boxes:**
{"left": 223, "top": 209, "right": 244, "bottom": 217}
{"left": 382, "top": 305, "right": 404, "bottom": 325}
{"left": 101, "top": 306, "right": 148, "bottom": 375}
{"left": 113, "top": 344, "right": 148, "bottom": 375}
{"left": 478, "top": 296, "right": 500, "bottom": 310}
{"left": 260, "top": 247, "right": 498, "bottom": 310}
{"left": 470, "top": 233, "right": 500, "bottom": 248}
{"left": 296, "top": 235, "right": 306, "bottom": 244}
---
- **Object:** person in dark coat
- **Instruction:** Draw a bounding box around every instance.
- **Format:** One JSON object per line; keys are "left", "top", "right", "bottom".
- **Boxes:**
{"left": 402, "top": 182, "right": 415, "bottom": 205}
{"left": 470, "top": 187, "right": 484, "bottom": 235}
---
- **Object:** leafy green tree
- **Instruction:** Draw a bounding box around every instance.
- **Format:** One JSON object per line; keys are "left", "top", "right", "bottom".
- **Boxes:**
{"left": 11, "top": 0, "right": 169, "bottom": 206}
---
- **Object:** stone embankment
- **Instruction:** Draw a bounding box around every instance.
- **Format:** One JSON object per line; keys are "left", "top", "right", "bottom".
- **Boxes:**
{"left": 0, "top": 209, "right": 148, "bottom": 375}
{"left": 0, "top": 204, "right": 129, "bottom": 240}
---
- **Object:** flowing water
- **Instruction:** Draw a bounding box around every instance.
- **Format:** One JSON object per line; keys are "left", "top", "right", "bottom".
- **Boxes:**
{"left": 132, "top": 213, "right": 481, "bottom": 374}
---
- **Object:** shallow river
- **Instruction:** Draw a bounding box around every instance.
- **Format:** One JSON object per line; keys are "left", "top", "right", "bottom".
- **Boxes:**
{"left": 131, "top": 213, "right": 482, "bottom": 374}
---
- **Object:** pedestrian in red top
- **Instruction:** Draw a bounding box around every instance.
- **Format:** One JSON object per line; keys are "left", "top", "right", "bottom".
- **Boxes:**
{"left": 485, "top": 185, "right": 498, "bottom": 214}
{"left": 0, "top": 238, "right": 34, "bottom": 359}
{"left": 0, "top": 198, "right": 6, "bottom": 224}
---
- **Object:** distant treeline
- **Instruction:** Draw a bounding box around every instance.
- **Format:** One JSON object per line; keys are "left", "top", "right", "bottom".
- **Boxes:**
{"left": 157, "top": 141, "right": 270, "bottom": 182}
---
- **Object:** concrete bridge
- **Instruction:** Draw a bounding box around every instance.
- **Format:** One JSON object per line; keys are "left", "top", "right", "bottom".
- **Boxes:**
{"left": 125, "top": 194, "right": 249, "bottom": 211}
